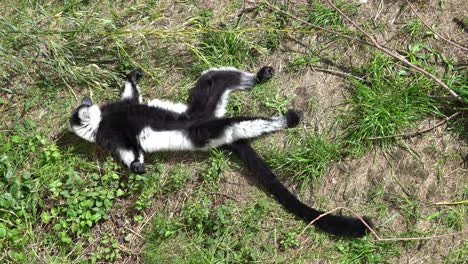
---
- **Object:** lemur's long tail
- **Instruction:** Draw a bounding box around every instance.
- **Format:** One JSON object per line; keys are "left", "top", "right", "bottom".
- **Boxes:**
{"left": 226, "top": 141, "right": 371, "bottom": 237}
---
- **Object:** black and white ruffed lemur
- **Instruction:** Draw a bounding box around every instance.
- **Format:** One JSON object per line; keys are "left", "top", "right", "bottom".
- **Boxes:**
{"left": 69, "top": 66, "right": 371, "bottom": 237}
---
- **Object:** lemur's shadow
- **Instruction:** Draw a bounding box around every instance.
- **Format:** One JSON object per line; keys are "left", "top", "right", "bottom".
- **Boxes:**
{"left": 55, "top": 130, "right": 258, "bottom": 186}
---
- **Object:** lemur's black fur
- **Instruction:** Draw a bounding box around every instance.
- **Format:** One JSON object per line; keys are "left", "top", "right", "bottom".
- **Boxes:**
{"left": 70, "top": 66, "right": 371, "bottom": 237}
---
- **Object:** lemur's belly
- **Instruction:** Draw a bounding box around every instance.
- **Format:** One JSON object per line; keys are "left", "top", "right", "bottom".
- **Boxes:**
{"left": 138, "top": 127, "right": 195, "bottom": 152}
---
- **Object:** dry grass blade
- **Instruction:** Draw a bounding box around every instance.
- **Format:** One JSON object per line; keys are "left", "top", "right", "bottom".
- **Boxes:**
{"left": 434, "top": 200, "right": 468, "bottom": 206}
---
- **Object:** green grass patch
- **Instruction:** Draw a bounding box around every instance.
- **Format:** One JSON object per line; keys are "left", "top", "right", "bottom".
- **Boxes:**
{"left": 307, "top": 0, "right": 358, "bottom": 29}
{"left": 144, "top": 196, "right": 274, "bottom": 263}
{"left": 265, "top": 130, "right": 340, "bottom": 188}
{"left": 342, "top": 54, "right": 439, "bottom": 155}
{"left": 335, "top": 237, "right": 399, "bottom": 264}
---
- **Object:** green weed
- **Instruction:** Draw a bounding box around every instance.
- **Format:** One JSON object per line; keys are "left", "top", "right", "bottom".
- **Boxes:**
{"left": 403, "top": 19, "right": 425, "bottom": 39}
{"left": 335, "top": 238, "right": 399, "bottom": 264}
{"left": 189, "top": 15, "right": 262, "bottom": 74}
{"left": 201, "top": 149, "right": 230, "bottom": 186}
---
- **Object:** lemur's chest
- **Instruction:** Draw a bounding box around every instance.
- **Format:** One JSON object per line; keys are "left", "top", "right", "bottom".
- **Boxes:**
{"left": 96, "top": 103, "right": 192, "bottom": 140}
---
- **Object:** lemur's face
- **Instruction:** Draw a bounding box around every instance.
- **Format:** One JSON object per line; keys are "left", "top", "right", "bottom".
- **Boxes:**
{"left": 69, "top": 97, "right": 101, "bottom": 142}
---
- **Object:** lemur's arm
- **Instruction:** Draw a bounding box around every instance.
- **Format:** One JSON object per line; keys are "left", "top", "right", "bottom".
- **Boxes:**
{"left": 138, "top": 110, "right": 302, "bottom": 153}
{"left": 121, "top": 69, "right": 144, "bottom": 103}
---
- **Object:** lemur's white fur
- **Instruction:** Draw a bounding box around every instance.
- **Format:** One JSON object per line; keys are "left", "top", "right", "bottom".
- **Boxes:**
{"left": 72, "top": 105, "right": 101, "bottom": 142}
{"left": 201, "top": 66, "right": 243, "bottom": 75}
{"left": 137, "top": 116, "right": 288, "bottom": 152}
{"left": 147, "top": 99, "right": 188, "bottom": 114}
{"left": 138, "top": 129, "right": 194, "bottom": 152}
{"left": 202, "top": 67, "right": 256, "bottom": 118}
{"left": 117, "top": 149, "right": 145, "bottom": 167}
{"left": 215, "top": 91, "right": 230, "bottom": 117}
{"left": 122, "top": 80, "right": 142, "bottom": 103}
{"left": 118, "top": 149, "right": 136, "bottom": 167}
{"left": 205, "top": 117, "right": 287, "bottom": 149}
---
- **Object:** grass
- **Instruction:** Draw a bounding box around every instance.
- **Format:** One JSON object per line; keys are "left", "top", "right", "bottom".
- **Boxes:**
{"left": 342, "top": 54, "right": 440, "bottom": 155}
{"left": 265, "top": 129, "right": 341, "bottom": 188}
{"left": 1, "top": 0, "right": 467, "bottom": 263}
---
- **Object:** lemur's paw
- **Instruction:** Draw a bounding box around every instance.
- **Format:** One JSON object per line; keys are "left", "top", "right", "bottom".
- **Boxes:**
{"left": 130, "top": 161, "right": 146, "bottom": 174}
{"left": 256, "top": 66, "right": 274, "bottom": 83}
{"left": 127, "top": 69, "right": 144, "bottom": 83}
{"left": 285, "top": 109, "right": 303, "bottom": 128}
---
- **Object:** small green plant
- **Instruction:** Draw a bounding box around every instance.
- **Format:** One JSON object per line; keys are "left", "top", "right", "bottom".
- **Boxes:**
{"left": 439, "top": 207, "right": 466, "bottom": 231}
{"left": 403, "top": 19, "right": 424, "bottom": 39}
{"left": 259, "top": 89, "right": 294, "bottom": 114}
{"left": 90, "top": 233, "right": 122, "bottom": 263}
{"left": 444, "top": 241, "right": 467, "bottom": 264}
{"left": 201, "top": 149, "right": 229, "bottom": 186}
{"left": 336, "top": 238, "right": 399, "bottom": 264}
{"left": 289, "top": 53, "right": 321, "bottom": 71}
{"left": 162, "top": 164, "right": 191, "bottom": 193}
{"left": 191, "top": 28, "right": 259, "bottom": 72}
{"left": 280, "top": 231, "right": 300, "bottom": 249}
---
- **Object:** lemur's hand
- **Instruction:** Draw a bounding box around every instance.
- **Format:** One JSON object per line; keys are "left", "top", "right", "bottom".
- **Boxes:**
{"left": 285, "top": 109, "right": 303, "bottom": 128}
{"left": 256, "top": 66, "right": 274, "bottom": 83}
{"left": 127, "top": 69, "right": 144, "bottom": 83}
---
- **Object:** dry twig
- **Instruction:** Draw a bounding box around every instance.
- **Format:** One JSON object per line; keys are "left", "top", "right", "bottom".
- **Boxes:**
{"left": 308, "top": 66, "right": 365, "bottom": 82}
{"left": 406, "top": 0, "right": 468, "bottom": 52}
{"left": 263, "top": 1, "right": 464, "bottom": 103}
{"left": 367, "top": 112, "right": 460, "bottom": 140}
{"left": 324, "top": 0, "right": 463, "bottom": 102}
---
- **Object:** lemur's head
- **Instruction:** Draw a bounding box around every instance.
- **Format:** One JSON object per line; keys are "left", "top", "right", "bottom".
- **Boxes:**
{"left": 69, "top": 96, "right": 101, "bottom": 142}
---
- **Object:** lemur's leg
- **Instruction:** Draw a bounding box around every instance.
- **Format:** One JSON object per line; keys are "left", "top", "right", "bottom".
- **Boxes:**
{"left": 147, "top": 99, "right": 188, "bottom": 114}
{"left": 116, "top": 147, "right": 146, "bottom": 174}
{"left": 138, "top": 110, "right": 302, "bottom": 152}
{"left": 121, "top": 69, "right": 144, "bottom": 103}
{"left": 186, "top": 66, "right": 274, "bottom": 118}
{"left": 189, "top": 109, "right": 301, "bottom": 149}
{"left": 98, "top": 129, "right": 146, "bottom": 174}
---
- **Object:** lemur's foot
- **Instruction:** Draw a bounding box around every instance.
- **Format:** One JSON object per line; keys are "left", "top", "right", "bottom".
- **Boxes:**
{"left": 256, "top": 66, "right": 274, "bottom": 83}
{"left": 130, "top": 161, "right": 146, "bottom": 174}
{"left": 285, "top": 109, "right": 303, "bottom": 128}
{"left": 127, "top": 69, "right": 144, "bottom": 83}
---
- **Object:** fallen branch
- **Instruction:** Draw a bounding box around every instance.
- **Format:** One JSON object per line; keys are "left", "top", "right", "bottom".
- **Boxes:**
{"left": 263, "top": 1, "right": 373, "bottom": 47}
{"left": 324, "top": 0, "right": 463, "bottom": 102}
{"left": 263, "top": 1, "right": 464, "bottom": 103}
{"left": 367, "top": 112, "right": 460, "bottom": 140}
{"left": 406, "top": 0, "right": 468, "bottom": 52}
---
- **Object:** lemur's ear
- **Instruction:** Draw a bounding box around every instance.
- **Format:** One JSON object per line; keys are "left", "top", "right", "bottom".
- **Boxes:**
{"left": 82, "top": 96, "right": 93, "bottom": 106}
